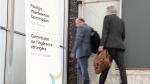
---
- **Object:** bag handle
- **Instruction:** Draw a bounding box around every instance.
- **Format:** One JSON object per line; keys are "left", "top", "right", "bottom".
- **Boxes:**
{"left": 97, "top": 49, "right": 105, "bottom": 55}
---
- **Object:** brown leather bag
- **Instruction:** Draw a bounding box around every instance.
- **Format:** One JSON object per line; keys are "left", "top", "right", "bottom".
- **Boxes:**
{"left": 93, "top": 49, "right": 112, "bottom": 74}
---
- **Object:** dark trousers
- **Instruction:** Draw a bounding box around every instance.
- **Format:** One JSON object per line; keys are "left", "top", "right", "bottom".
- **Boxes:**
{"left": 77, "top": 56, "right": 90, "bottom": 84}
{"left": 99, "top": 48, "right": 127, "bottom": 84}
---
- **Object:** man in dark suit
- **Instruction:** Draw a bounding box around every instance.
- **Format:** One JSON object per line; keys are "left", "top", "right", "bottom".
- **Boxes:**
{"left": 70, "top": 18, "right": 92, "bottom": 84}
{"left": 98, "top": 6, "right": 127, "bottom": 84}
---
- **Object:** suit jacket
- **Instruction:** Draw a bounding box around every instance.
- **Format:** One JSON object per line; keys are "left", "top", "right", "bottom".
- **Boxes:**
{"left": 100, "top": 14, "right": 125, "bottom": 50}
{"left": 72, "top": 24, "right": 92, "bottom": 58}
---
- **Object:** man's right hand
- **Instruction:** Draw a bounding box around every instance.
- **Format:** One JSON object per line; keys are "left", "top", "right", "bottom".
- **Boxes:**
{"left": 98, "top": 46, "right": 104, "bottom": 52}
{"left": 70, "top": 54, "right": 76, "bottom": 59}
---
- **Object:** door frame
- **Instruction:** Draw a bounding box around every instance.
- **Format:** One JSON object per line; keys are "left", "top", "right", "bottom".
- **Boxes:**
{"left": 77, "top": 0, "right": 123, "bottom": 72}
{"left": 62, "top": 0, "right": 69, "bottom": 84}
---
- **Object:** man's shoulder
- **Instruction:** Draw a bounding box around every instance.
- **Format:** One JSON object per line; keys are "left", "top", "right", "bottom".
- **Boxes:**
{"left": 80, "top": 24, "right": 91, "bottom": 29}
{"left": 106, "top": 14, "right": 123, "bottom": 22}
{"left": 77, "top": 26, "right": 85, "bottom": 32}
{"left": 104, "top": 15, "right": 113, "bottom": 21}
{"left": 105, "top": 15, "right": 112, "bottom": 18}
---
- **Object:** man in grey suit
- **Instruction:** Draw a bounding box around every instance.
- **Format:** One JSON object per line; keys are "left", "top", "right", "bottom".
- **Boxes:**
{"left": 98, "top": 6, "right": 127, "bottom": 84}
{"left": 70, "top": 18, "right": 92, "bottom": 84}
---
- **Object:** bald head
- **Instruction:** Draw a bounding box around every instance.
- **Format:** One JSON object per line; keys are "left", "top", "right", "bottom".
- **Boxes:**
{"left": 75, "top": 17, "right": 85, "bottom": 27}
{"left": 76, "top": 17, "right": 85, "bottom": 22}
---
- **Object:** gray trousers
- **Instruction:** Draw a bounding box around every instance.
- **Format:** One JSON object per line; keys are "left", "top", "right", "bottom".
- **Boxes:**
{"left": 76, "top": 56, "right": 90, "bottom": 84}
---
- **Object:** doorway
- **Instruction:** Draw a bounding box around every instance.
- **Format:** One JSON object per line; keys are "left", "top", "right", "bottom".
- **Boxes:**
{"left": 82, "top": 0, "right": 122, "bottom": 83}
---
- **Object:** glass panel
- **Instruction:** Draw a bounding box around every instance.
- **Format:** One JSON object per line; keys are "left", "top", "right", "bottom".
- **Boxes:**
{"left": 14, "top": 0, "right": 25, "bottom": 33}
{"left": 0, "top": 29, "right": 6, "bottom": 84}
{"left": 12, "top": 34, "right": 26, "bottom": 84}
{"left": 0, "top": 0, "right": 8, "bottom": 27}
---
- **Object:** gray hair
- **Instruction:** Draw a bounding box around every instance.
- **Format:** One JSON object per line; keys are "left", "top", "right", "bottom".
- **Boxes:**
{"left": 107, "top": 6, "right": 117, "bottom": 13}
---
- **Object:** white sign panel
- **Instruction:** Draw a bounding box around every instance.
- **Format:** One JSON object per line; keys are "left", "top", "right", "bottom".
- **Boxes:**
{"left": 25, "top": 0, "right": 62, "bottom": 84}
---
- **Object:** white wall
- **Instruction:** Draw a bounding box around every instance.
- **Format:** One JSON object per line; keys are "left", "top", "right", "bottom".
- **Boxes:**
{"left": 83, "top": 1, "right": 120, "bottom": 37}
